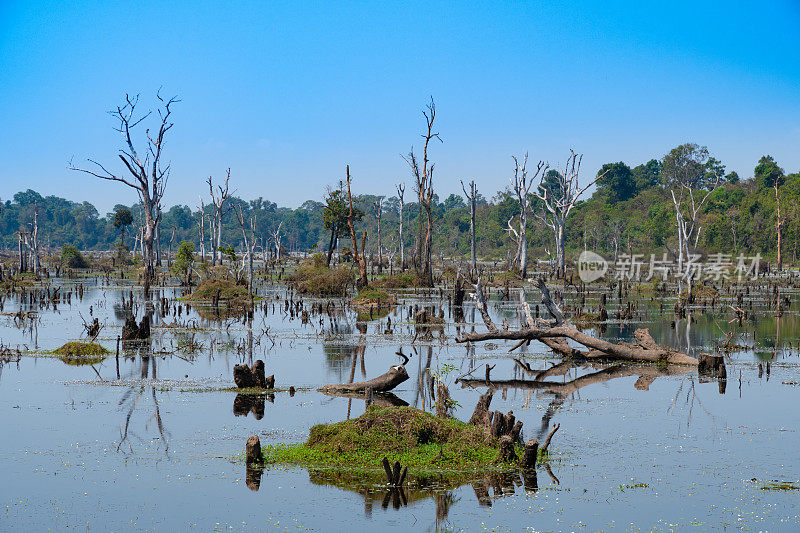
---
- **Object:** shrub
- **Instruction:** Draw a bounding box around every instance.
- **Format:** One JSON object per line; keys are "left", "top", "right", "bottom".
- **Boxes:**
{"left": 61, "top": 245, "right": 88, "bottom": 268}
{"left": 291, "top": 254, "right": 352, "bottom": 296}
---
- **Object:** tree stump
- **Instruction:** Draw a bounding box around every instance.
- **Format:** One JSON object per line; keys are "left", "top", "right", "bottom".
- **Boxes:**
{"left": 698, "top": 353, "right": 725, "bottom": 377}
{"left": 495, "top": 435, "right": 518, "bottom": 463}
{"left": 469, "top": 390, "right": 494, "bottom": 426}
{"left": 246, "top": 435, "right": 262, "bottom": 465}
{"left": 521, "top": 438, "right": 539, "bottom": 469}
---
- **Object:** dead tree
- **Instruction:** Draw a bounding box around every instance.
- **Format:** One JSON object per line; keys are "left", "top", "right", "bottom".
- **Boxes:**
{"left": 534, "top": 151, "right": 606, "bottom": 278}
{"left": 235, "top": 203, "right": 257, "bottom": 294}
{"left": 271, "top": 220, "right": 283, "bottom": 262}
{"left": 457, "top": 278, "right": 698, "bottom": 366}
{"left": 197, "top": 199, "right": 207, "bottom": 261}
{"left": 70, "top": 92, "right": 178, "bottom": 293}
{"left": 396, "top": 183, "right": 406, "bottom": 270}
{"left": 345, "top": 165, "right": 369, "bottom": 288}
{"left": 373, "top": 196, "right": 384, "bottom": 274}
{"left": 775, "top": 179, "right": 783, "bottom": 270}
{"left": 508, "top": 155, "right": 547, "bottom": 279}
{"left": 207, "top": 169, "right": 233, "bottom": 266}
{"left": 319, "top": 365, "right": 409, "bottom": 393}
{"left": 461, "top": 180, "right": 479, "bottom": 279}
{"left": 402, "top": 97, "right": 441, "bottom": 287}
{"left": 670, "top": 178, "right": 719, "bottom": 292}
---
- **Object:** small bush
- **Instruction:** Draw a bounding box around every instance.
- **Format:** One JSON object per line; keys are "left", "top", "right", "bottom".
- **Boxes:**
{"left": 291, "top": 255, "right": 352, "bottom": 296}
{"left": 61, "top": 245, "right": 88, "bottom": 268}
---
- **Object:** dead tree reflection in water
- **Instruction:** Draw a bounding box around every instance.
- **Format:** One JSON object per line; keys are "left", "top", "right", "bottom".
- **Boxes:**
{"left": 116, "top": 346, "right": 170, "bottom": 458}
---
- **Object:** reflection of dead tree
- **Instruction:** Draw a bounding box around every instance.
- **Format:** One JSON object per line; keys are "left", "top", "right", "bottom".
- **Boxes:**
{"left": 457, "top": 279, "right": 698, "bottom": 366}
{"left": 459, "top": 362, "right": 692, "bottom": 395}
{"left": 116, "top": 353, "right": 170, "bottom": 457}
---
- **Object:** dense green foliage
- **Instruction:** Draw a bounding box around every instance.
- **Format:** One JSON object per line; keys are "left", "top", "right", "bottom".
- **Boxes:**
{"left": 3, "top": 146, "right": 799, "bottom": 264}
{"left": 61, "top": 245, "right": 88, "bottom": 268}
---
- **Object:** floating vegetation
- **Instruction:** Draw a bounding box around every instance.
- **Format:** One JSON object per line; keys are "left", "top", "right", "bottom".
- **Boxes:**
{"left": 761, "top": 481, "right": 800, "bottom": 491}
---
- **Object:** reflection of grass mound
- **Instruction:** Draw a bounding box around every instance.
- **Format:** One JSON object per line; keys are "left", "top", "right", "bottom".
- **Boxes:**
{"left": 53, "top": 342, "right": 110, "bottom": 366}
{"left": 263, "top": 406, "right": 522, "bottom": 473}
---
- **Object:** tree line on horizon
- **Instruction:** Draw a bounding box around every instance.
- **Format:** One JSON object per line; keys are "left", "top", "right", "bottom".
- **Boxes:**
{"left": 2, "top": 145, "right": 797, "bottom": 268}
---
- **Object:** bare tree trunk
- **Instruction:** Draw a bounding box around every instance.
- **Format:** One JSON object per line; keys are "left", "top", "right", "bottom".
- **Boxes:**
{"left": 396, "top": 183, "right": 405, "bottom": 271}
{"left": 403, "top": 98, "right": 440, "bottom": 287}
{"left": 345, "top": 165, "right": 368, "bottom": 288}
{"left": 775, "top": 181, "right": 783, "bottom": 270}
{"left": 461, "top": 180, "right": 478, "bottom": 279}
{"left": 373, "top": 197, "right": 383, "bottom": 275}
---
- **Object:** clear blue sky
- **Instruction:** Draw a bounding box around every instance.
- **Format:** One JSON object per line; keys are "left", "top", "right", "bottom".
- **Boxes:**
{"left": 2, "top": 1, "right": 799, "bottom": 214}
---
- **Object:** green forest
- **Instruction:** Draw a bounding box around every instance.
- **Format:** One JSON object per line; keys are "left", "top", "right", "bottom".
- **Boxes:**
{"left": 2, "top": 143, "right": 797, "bottom": 265}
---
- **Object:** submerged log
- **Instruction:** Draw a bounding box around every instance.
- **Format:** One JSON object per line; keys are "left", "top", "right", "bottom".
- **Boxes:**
{"left": 318, "top": 365, "right": 409, "bottom": 393}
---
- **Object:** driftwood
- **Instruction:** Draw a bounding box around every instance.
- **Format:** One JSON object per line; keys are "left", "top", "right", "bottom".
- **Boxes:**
{"left": 318, "top": 365, "right": 409, "bottom": 393}
{"left": 457, "top": 278, "right": 698, "bottom": 366}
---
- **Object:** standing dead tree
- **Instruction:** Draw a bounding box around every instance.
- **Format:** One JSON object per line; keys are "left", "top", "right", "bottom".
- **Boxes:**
{"left": 271, "top": 220, "right": 284, "bottom": 262}
{"left": 534, "top": 151, "right": 606, "bottom": 278}
{"left": 396, "top": 183, "right": 406, "bottom": 271}
{"left": 345, "top": 165, "right": 369, "bottom": 289}
{"left": 457, "top": 278, "right": 698, "bottom": 366}
{"left": 235, "top": 203, "right": 257, "bottom": 293}
{"left": 460, "top": 179, "right": 479, "bottom": 280}
{"left": 402, "top": 97, "right": 441, "bottom": 287}
{"left": 70, "top": 92, "right": 178, "bottom": 293}
{"left": 197, "top": 199, "right": 208, "bottom": 261}
{"left": 373, "top": 196, "right": 384, "bottom": 274}
{"left": 507, "top": 155, "right": 547, "bottom": 279}
{"left": 206, "top": 169, "right": 233, "bottom": 266}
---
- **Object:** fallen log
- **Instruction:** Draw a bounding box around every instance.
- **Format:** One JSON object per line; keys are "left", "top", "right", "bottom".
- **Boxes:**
{"left": 318, "top": 365, "right": 409, "bottom": 393}
{"left": 457, "top": 278, "right": 698, "bottom": 366}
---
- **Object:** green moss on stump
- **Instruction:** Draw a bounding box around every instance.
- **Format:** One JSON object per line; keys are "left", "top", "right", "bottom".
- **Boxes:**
{"left": 262, "top": 405, "right": 524, "bottom": 474}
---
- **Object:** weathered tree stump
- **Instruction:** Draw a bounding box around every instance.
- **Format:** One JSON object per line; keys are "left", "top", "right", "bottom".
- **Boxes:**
{"left": 490, "top": 410, "right": 504, "bottom": 439}
{"left": 521, "top": 438, "right": 539, "bottom": 469}
{"left": 381, "top": 457, "right": 407, "bottom": 486}
{"left": 469, "top": 390, "right": 494, "bottom": 426}
{"left": 121, "top": 316, "right": 151, "bottom": 340}
{"left": 698, "top": 353, "right": 726, "bottom": 377}
{"left": 233, "top": 360, "right": 272, "bottom": 389}
{"left": 435, "top": 382, "right": 451, "bottom": 418}
{"left": 245, "top": 435, "right": 262, "bottom": 465}
{"left": 495, "top": 435, "right": 518, "bottom": 463}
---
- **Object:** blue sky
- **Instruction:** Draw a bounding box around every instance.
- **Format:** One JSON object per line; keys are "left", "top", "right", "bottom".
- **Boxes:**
{"left": 1, "top": 1, "right": 799, "bottom": 214}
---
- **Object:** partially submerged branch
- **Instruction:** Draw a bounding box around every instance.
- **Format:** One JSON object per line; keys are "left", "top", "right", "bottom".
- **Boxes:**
{"left": 458, "top": 279, "right": 698, "bottom": 366}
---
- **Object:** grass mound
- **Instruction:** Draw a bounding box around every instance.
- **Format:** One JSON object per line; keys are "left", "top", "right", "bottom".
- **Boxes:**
{"left": 184, "top": 278, "right": 249, "bottom": 302}
{"left": 352, "top": 287, "right": 396, "bottom": 308}
{"left": 53, "top": 342, "right": 110, "bottom": 365}
{"left": 291, "top": 255, "right": 351, "bottom": 296}
{"left": 263, "top": 406, "right": 523, "bottom": 474}
{"left": 371, "top": 272, "right": 418, "bottom": 289}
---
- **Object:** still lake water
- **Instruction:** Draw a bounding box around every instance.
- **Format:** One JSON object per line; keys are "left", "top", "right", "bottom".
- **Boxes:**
{"left": 1, "top": 277, "right": 799, "bottom": 531}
